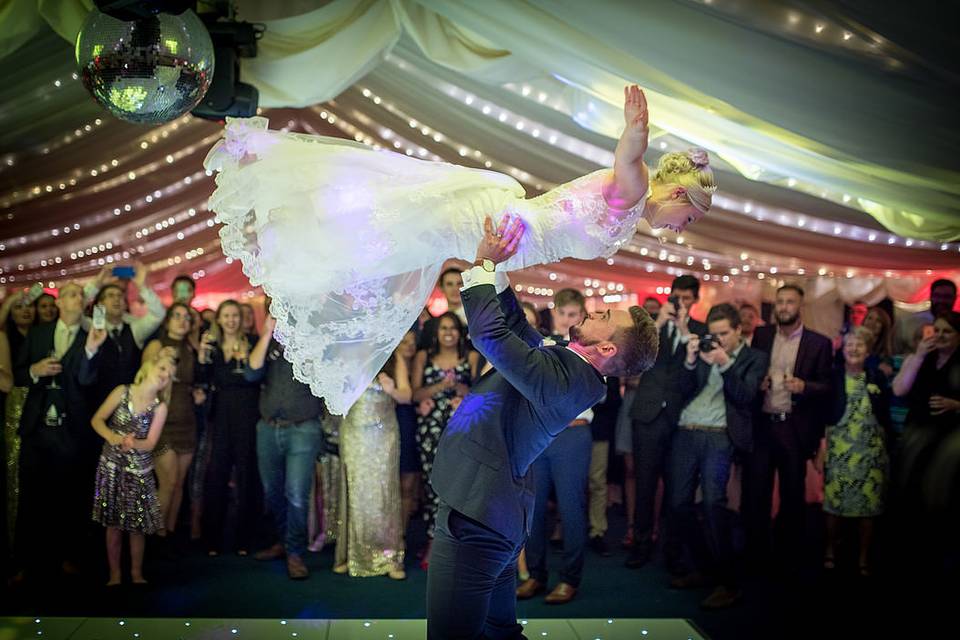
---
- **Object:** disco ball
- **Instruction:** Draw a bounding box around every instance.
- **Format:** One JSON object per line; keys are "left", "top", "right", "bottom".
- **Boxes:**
{"left": 76, "top": 8, "right": 214, "bottom": 124}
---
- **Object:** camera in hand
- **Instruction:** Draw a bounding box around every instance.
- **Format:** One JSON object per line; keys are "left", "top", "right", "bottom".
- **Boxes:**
{"left": 667, "top": 294, "right": 680, "bottom": 318}
{"left": 700, "top": 334, "right": 717, "bottom": 352}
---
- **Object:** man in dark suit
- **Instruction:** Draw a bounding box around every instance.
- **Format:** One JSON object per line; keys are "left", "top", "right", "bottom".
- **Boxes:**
{"left": 427, "top": 215, "right": 659, "bottom": 640}
{"left": 744, "top": 283, "right": 832, "bottom": 572}
{"left": 83, "top": 263, "right": 164, "bottom": 409}
{"left": 14, "top": 282, "right": 106, "bottom": 580}
{"left": 668, "top": 303, "right": 768, "bottom": 609}
{"left": 625, "top": 274, "right": 706, "bottom": 571}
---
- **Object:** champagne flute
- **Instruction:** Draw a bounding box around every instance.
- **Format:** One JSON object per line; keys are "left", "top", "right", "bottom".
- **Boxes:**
{"left": 45, "top": 348, "right": 61, "bottom": 390}
{"left": 199, "top": 331, "right": 216, "bottom": 364}
{"left": 231, "top": 337, "right": 247, "bottom": 374}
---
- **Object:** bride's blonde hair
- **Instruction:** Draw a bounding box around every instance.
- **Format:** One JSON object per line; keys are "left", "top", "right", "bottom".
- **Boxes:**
{"left": 651, "top": 148, "right": 718, "bottom": 215}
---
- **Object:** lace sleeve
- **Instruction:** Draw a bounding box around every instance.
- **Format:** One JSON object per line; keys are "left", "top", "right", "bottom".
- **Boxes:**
{"left": 523, "top": 169, "right": 645, "bottom": 262}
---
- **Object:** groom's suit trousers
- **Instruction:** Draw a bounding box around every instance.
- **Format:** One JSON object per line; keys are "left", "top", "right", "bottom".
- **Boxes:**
{"left": 427, "top": 503, "right": 526, "bottom": 640}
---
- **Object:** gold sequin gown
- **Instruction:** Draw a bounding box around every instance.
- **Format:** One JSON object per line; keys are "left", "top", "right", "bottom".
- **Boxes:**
{"left": 4, "top": 386, "right": 27, "bottom": 550}
{"left": 334, "top": 383, "right": 404, "bottom": 576}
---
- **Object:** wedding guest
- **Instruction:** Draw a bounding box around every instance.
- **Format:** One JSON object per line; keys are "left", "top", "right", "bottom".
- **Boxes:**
{"left": 625, "top": 275, "right": 705, "bottom": 572}
{"left": 247, "top": 314, "right": 326, "bottom": 580}
{"left": 83, "top": 263, "right": 165, "bottom": 410}
{"left": 90, "top": 356, "right": 173, "bottom": 585}
{"left": 199, "top": 300, "right": 261, "bottom": 557}
{"left": 240, "top": 303, "right": 258, "bottom": 338}
{"left": 739, "top": 303, "right": 760, "bottom": 346}
{"left": 334, "top": 347, "right": 410, "bottom": 580}
{"left": 891, "top": 312, "right": 960, "bottom": 576}
{"left": 670, "top": 303, "right": 766, "bottom": 609}
{"left": 819, "top": 327, "right": 890, "bottom": 577}
{"left": 412, "top": 311, "right": 478, "bottom": 568}
{"left": 893, "top": 279, "right": 956, "bottom": 354}
{"left": 419, "top": 269, "right": 468, "bottom": 350}
{"left": 744, "top": 283, "right": 832, "bottom": 574}
{"left": 35, "top": 293, "right": 58, "bottom": 324}
{"left": 642, "top": 296, "right": 662, "bottom": 319}
{"left": 1, "top": 292, "right": 37, "bottom": 553}
{"left": 14, "top": 283, "right": 107, "bottom": 580}
{"left": 395, "top": 330, "right": 421, "bottom": 533}
{"left": 143, "top": 303, "right": 205, "bottom": 548}
{"left": 862, "top": 306, "right": 894, "bottom": 377}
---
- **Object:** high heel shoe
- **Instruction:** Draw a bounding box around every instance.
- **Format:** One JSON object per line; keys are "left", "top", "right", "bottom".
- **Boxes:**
{"left": 332, "top": 563, "right": 349, "bottom": 574}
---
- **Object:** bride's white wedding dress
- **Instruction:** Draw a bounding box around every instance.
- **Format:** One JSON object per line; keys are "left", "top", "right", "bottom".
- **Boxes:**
{"left": 205, "top": 117, "right": 645, "bottom": 414}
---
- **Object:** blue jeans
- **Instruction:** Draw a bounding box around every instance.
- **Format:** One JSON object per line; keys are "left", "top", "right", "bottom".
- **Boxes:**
{"left": 668, "top": 428, "right": 736, "bottom": 585}
{"left": 256, "top": 419, "right": 323, "bottom": 556}
{"left": 527, "top": 425, "right": 592, "bottom": 587}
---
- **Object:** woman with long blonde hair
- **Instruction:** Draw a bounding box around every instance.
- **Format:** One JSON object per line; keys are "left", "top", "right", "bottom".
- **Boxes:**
{"left": 90, "top": 355, "right": 175, "bottom": 585}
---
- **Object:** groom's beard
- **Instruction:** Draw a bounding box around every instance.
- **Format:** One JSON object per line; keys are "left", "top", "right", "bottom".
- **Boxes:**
{"left": 568, "top": 324, "right": 598, "bottom": 346}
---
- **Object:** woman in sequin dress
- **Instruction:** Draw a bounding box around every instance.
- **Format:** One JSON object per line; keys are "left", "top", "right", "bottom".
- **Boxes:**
{"left": 144, "top": 303, "right": 204, "bottom": 541}
{"left": 411, "top": 312, "right": 479, "bottom": 567}
{"left": 1, "top": 291, "right": 37, "bottom": 555}
{"left": 819, "top": 327, "right": 890, "bottom": 576}
{"left": 91, "top": 356, "right": 173, "bottom": 586}
{"left": 333, "top": 349, "right": 411, "bottom": 579}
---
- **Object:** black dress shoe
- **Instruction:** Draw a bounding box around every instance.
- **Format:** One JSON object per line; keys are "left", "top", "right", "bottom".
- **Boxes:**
{"left": 589, "top": 536, "right": 612, "bottom": 557}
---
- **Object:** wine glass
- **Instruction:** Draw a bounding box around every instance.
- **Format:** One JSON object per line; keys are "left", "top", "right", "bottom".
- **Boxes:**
{"left": 199, "top": 331, "right": 216, "bottom": 364}
{"left": 231, "top": 337, "right": 247, "bottom": 374}
{"left": 45, "top": 349, "right": 61, "bottom": 390}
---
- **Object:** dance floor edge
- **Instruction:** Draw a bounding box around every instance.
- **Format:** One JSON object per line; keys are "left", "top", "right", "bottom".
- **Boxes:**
{"left": 1, "top": 617, "right": 707, "bottom": 639}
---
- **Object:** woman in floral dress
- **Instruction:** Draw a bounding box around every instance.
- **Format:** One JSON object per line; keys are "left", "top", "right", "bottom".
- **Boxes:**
{"left": 411, "top": 312, "right": 479, "bottom": 568}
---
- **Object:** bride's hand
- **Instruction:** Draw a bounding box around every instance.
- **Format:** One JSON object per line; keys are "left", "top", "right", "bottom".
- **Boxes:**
{"left": 620, "top": 85, "right": 649, "bottom": 159}
{"left": 476, "top": 214, "right": 524, "bottom": 265}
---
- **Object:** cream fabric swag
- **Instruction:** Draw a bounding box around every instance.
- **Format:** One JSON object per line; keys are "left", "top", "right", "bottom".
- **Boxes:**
{"left": 2, "top": 0, "right": 957, "bottom": 241}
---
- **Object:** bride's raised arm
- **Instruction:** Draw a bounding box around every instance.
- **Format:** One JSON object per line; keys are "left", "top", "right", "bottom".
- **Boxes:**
{"left": 602, "top": 85, "right": 650, "bottom": 211}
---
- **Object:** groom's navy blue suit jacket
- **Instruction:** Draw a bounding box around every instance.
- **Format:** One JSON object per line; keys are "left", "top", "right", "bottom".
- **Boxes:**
{"left": 430, "top": 283, "right": 607, "bottom": 543}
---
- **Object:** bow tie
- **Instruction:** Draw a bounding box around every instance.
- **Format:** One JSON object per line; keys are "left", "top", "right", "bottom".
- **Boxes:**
{"left": 541, "top": 336, "right": 569, "bottom": 348}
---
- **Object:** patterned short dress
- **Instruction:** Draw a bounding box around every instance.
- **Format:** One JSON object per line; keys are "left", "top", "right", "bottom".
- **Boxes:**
{"left": 824, "top": 373, "right": 889, "bottom": 518}
{"left": 416, "top": 358, "right": 472, "bottom": 536}
{"left": 92, "top": 386, "right": 164, "bottom": 533}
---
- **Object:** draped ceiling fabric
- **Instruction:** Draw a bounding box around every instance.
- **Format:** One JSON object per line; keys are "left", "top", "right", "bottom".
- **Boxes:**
{"left": 0, "top": 0, "right": 957, "bottom": 337}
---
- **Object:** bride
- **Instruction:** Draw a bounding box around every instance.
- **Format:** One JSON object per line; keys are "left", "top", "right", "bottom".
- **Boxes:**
{"left": 205, "top": 86, "right": 717, "bottom": 414}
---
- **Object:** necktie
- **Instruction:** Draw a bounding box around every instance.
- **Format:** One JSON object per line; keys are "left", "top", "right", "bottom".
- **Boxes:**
{"left": 56, "top": 324, "right": 76, "bottom": 359}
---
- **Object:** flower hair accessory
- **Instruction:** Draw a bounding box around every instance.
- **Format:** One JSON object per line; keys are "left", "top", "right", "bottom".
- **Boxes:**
{"left": 687, "top": 147, "right": 710, "bottom": 169}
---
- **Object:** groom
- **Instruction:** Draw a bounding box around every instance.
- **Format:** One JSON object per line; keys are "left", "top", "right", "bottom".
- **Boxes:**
{"left": 427, "top": 214, "right": 659, "bottom": 639}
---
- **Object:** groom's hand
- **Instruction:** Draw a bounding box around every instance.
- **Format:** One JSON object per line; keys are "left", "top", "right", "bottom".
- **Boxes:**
{"left": 476, "top": 214, "right": 524, "bottom": 265}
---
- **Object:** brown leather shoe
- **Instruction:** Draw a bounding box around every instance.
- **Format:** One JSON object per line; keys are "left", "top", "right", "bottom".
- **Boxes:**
{"left": 254, "top": 543, "right": 286, "bottom": 561}
{"left": 669, "top": 572, "right": 712, "bottom": 590}
{"left": 544, "top": 582, "right": 577, "bottom": 605}
{"left": 286, "top": 553, "right": 309, "bottom": 580}
{"left": 515, "top": 578, "right": 545, "bottom": 600}
{"left": 700, "top": 585, "right": 742, "bottom": 609}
